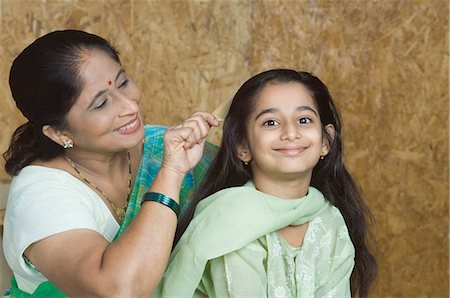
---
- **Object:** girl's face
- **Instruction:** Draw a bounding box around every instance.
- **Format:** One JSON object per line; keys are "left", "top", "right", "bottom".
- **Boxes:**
{"left": 238, "top": 82, "right": 330, "bottom": 184}
{"left": 65, "top": 49, "right": 145, "bottom": 153}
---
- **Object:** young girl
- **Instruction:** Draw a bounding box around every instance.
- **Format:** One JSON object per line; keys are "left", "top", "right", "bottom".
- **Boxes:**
{"left": 154, "top": 69, "right": 377, "bottom": 297}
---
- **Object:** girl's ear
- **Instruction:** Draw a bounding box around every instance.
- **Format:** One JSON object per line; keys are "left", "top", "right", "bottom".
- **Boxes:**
{"left": 236, "top": 142, "right": 252, "bottom": 164}
{"left": 42, "top": 125, "right": 72, "bottom": 148}
{"left": 321, "top": 124, "right": 335, "bottom": 157}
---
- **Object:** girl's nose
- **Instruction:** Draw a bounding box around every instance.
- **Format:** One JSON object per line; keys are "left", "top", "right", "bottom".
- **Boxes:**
{"left": 281, "top": 123, "right": 300, "bottom": 141}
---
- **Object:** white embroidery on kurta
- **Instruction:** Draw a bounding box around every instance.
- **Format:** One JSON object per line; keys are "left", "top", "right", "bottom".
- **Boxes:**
{"left": 326, "top": 288, "right": 337, "bottom": 298}
{"left": 224, "top": 259, "right": 232, "bottom": 294}
{"left": 331, "top": 206, "right": 339, "bottom": 218}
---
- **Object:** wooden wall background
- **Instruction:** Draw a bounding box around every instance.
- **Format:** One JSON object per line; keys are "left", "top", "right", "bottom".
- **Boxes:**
{"left": 0, "top": 0, "right": 448, "bottom": 296}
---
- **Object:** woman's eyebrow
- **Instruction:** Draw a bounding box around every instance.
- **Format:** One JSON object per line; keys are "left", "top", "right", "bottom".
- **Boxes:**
{"left": 115, "top": 69, "right": 125, "bottom": 83}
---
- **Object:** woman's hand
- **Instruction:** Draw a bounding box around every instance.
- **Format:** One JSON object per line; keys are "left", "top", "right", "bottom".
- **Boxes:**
{"left": 161, "top": 112, "right": 219, "bottom": 176}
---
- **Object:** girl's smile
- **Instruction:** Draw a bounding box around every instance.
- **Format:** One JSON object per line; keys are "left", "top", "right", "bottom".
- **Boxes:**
{"left": 273, "top": 145, "right": 308, "bottom": 156}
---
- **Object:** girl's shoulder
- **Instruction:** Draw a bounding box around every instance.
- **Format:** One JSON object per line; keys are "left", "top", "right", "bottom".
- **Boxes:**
{"left": 308, "top": 201, "right": 351, "bottom": 243}
{"left": 315, "top": 201, "right": 346, "bottom": 225}
{"left": 306, "top": 187, "right": 347, "bottom": 229}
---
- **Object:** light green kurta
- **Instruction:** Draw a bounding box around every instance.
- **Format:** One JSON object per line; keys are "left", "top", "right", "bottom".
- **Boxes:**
{"left": 154, "top": 182, "right": 355, "bottom": 298}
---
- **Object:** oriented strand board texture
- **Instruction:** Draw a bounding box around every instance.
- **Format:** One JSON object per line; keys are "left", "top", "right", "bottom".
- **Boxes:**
{"left": 0, "top": 0, "right": 447, "bottom": 297}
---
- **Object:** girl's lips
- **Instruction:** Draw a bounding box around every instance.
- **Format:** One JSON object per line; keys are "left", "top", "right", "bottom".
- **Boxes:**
{"left": 275, "top": 146, "right": 307, "bottom": 156}
{"left": 114, "top": 116, "right": 141, "bottom": 135}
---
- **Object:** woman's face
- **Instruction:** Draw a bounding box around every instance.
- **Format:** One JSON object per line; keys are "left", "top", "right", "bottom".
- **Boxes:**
{"left": 65, "top": 49, "right": 145, "bottom": 153}
{"left": 240, "top": 82, "right": 329, "bottom": 183}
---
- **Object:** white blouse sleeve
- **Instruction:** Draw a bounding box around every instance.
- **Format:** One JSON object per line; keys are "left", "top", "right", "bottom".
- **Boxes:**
{"left": 2, "top": 166, "right": 118, "bottom": 292}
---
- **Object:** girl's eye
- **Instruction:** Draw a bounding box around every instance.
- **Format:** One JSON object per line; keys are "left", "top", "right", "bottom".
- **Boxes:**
{"left": 119, "top": 79, "right": 129, "bottom": 88}
{"left": 298, "top": 117, "right": 311, "bottom": 124}
{"left": 263, "top": 119, "right": 279, "bottom": 126}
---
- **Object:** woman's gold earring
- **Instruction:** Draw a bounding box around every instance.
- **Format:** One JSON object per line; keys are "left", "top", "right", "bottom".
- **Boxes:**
{"left": 63, "top": 139, "right": 73, "bottom": 149}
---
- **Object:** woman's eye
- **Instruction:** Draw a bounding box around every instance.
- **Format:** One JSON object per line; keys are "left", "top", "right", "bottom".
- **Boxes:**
{"left": 298, "top": 117, "right": 311, "bottom": 124}
{"left": 263, "top": 119, "right": 279, "bottom": 126}
{"left": 95, "top": 99, "right": 107, "bottom": 109}
{"left": 119, "top": 79, "right": 129, "bottom": 88}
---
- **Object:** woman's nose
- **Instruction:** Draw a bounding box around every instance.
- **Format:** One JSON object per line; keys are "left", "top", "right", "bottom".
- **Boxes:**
{"left": 117, "top": 91, "right": 139, "bottom": 116}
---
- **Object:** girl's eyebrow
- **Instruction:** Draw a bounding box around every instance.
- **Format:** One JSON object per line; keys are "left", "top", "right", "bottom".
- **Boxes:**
{"left": 299, "top": 106, "right": 319, "bottom": 117}
{"left": 254, "top": 106, "right": 318, "bottom": 120}
{"left": 255, "top": 108, "right": 278, "bottom": 120}
{"left": 87, "top": 69, "right": 125, "bottom": 110}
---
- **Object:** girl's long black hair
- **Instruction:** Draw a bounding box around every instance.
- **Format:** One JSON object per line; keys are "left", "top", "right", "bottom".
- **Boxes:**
{"left": 176, "top": 69, "right": 377, "bottom": 297}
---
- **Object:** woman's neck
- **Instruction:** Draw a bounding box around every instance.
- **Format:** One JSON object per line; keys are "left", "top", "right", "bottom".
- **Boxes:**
{"left": 64, "top": 150, "right": 128, "bottom": 178}
{"left": 33, "top": 143, "right": 142, "bottom": 182}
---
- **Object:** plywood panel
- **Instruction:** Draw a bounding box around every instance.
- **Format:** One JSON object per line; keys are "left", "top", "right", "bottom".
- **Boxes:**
{"left": 0, "top": 0, "right": 447, "bottom": 296}
{"left": 250, "top": 1, "right": 449, "bottom": 296}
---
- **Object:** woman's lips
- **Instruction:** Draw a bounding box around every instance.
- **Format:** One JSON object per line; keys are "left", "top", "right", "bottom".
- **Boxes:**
{"left": 114, "top": 116, "right": 141, "bottom": 135}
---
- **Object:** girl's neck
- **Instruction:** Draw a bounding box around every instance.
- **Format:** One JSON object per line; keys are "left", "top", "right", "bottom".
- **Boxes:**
{"left": 251, "top": 173, "right": 311, "bottom": 199}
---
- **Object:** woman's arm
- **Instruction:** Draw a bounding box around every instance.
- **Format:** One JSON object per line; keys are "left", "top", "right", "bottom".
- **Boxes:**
{"left": 25, "top": 112, "right": 219, "bottom": 297}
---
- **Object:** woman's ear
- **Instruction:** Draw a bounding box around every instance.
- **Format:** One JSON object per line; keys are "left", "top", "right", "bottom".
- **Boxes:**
{"left": 321, "top": 124, "right": 335, "bottom": 157}
{"left": 236, "top": 143, "right": 252, "bottom": 165}
{"left": 42, "top": 125, "right": 72, "bottom": 148}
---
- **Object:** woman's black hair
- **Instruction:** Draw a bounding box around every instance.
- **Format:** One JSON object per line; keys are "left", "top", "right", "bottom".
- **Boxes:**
{"left": 4, "top": 30, "right": 120, "bottom": 176}
{"left": 176, "top": 69, "right": 377, "bottom": 297}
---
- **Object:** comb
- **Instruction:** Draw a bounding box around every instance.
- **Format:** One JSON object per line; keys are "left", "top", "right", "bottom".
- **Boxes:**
{"left": 170, "top": 97, "right": 232, "bottom": 155}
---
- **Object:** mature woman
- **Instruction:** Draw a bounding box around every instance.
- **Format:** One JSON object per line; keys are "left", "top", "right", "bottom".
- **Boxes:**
{"left": 2, "top": 29, "right": 218, "bottom": 297}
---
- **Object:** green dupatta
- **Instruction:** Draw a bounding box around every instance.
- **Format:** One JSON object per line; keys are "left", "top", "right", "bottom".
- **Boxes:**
{"left": 6, "top": 125, "right": 217, "bottom": 298}
{"left": 153, "top": 182, "right": 354, "bottom": 297}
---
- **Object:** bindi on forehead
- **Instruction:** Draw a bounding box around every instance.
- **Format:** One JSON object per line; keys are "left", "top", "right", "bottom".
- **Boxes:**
{"left": 108, "top": 80, "right": 112, "bottom": 86}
